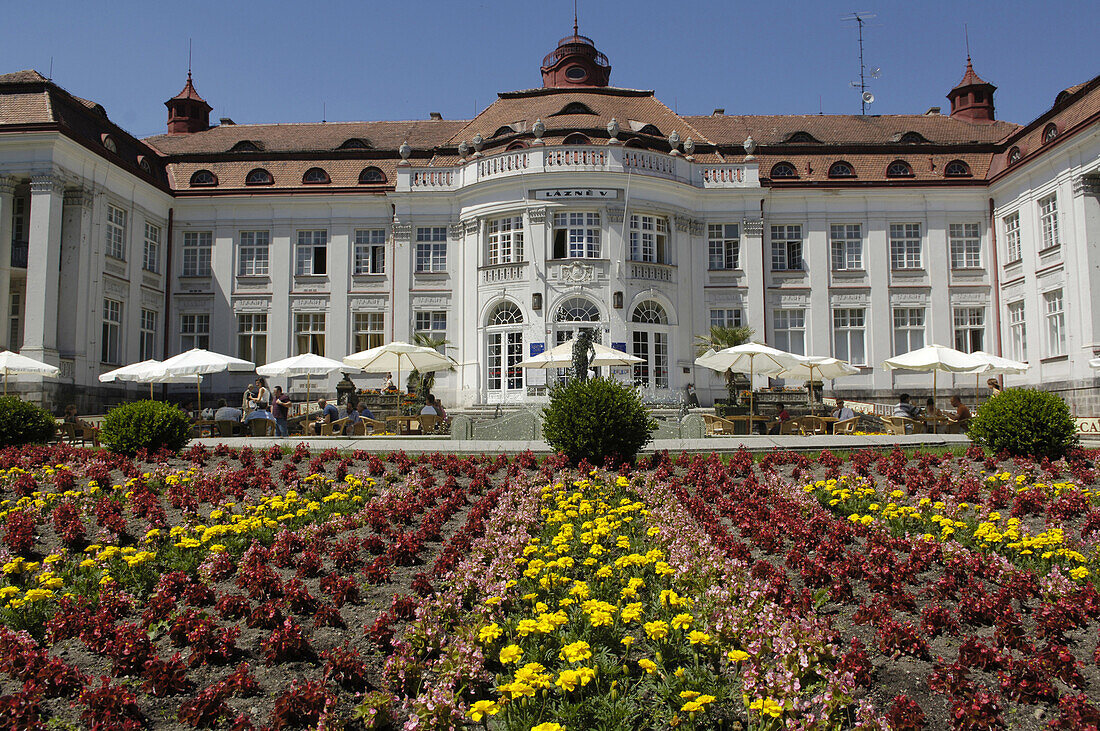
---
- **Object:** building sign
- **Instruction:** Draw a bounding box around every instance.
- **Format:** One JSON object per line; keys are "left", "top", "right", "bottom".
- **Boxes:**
{"left": 530, "top": 343, "right": 545, "bottom": 357}
{"left": 534, "top": 188, "right": 617, "bottom": 199}
{"left": 1076, "top": 418, "right": 1100, "bottom": 435}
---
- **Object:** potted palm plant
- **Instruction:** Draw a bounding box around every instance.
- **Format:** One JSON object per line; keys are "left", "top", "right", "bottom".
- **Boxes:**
{"left": 694, "top": 325, "right": 754, "bottom": 417}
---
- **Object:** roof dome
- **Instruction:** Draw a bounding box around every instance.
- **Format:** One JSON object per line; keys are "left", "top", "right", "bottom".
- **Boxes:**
{"left": 540, "top": 33, "right": 611, "bottom": 88}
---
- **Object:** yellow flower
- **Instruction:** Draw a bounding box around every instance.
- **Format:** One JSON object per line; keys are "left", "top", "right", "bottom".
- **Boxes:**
{"left": 687, "top": 630, "right": 711, "bottom": 646}
{"left": 644, "top": 620, "right": 670, "bottom": 641}
{"left": 468, "top": 700, "right": 500, "bottom": 722}
{"left": 682, "top": 700, "right": 704, "bottom": 713}
{"left": 670, "top": 613, "right": 693, "bottom": 631}
{"left": 673, "top": 667, "right": 686, "bottom": 678}
{"left": 531, "top": 724, "right": 564, "bottom": 731}
{"left": 638, "top": 658, "right": 657, "bottom": 674}
{"left": 478, "top": 623, "right": 502, "bottom": 644}
{"left": 559, "top": 640, "right": 593, "bottom": 663}
{"left": 515, "top": 618, "right": 540, "bottom": 637}
{"left": 555, "top": 668, "right": 580, "bottom": 692}
{"left": 499, "top": 644, "right": 523, "bottom": 664}
{"left": 749, "top": 698, "right": 784, "bottom": 718}
{"left": 727, "top": 649, "right": 749, "bottom": 663}
{"left": 681, "top": 690, "right": 700, "bottom": 700}
{"left": 1070, "top": 566, "right": 1090, "bottom": 581}
{"left": 621, "top": 636, "right": 634, "bottom": 648}
{"left": 0, "top": 587, "right": 17, "bottom": 600}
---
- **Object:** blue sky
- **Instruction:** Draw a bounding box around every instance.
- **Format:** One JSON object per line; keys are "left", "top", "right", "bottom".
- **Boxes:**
{"left": 3, "top": 0, "right": 1097, "bottom": 139}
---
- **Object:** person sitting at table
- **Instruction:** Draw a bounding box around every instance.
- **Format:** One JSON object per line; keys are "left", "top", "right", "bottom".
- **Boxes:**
{"left": 180, "top": 401, "right": 197, "bottom": 421}
{"left": 831, "top": 398, "right": 855, "bottom": 421}
{"left": 433, "top": 397, "right": 448, "bottom": 422}
{"left": 768, "top": 402, "right": 791, "bottom": 435}
{"left": 358, "top": 402, "right": 375, "bottom": 420}
{"left": 420, "top": 394, "right": 439, "bottom": 416}
{"left": 948, "top": 395, "right": 971, "bottom": 430}
{"left": 214, "top": 399, "right": 243, "bottom": 423}
{"left": 893, "top": 393, "right": 922, "bottom": 421}
{"left": 924, "top": 397, "right": 941, "bottom": 419}
{"left": 342, "top": 399, "right": 362, "bottom": 435}
{"left": 63, "top": 404, "right": 95, "bottom": 429}
{"left": 244, "top": 404, "right": 275, "bottom": 424}
{"left": 987, "top": 378, "right": 1003, "bottom": 396}
{"left": 312, "top": 398, "right": 340, "bottom": 434}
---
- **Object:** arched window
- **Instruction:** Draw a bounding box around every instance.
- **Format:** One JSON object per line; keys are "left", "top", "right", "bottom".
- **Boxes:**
{"left": 338, "top": 138, "right": 372, "bottom": 150}
{"left": 631, "top": 301, "right": 667, "bottom": 324}
{"left": 245, "top": 168, "right": 273, "bottom": 186}
{"left": 562, "top": 133, "right": 591, "bottom": 145}
{"left": 630, "top": 300, "right": 670, "bottom": 389}
{"left": 886, "top": 160, "right": 913, "bottom": 178}
{"left": 486, "top": 301, "right": 524, "bottom": 397}
{"left": 784, "top": 131, "right": 820, "bottom": 144}
{"left": 637, "top": 124, "right": 662, "bottom": 136}
{"left": 944, "top": 160, "right": 971, "bottom": 177}
{"left": 555, "top": 297, "right": 600, "bottom": 323}
{"left": 101, "top": 134, "right": 117, "bottom": 153}
{"left": 189, "top": 170, "right": 218, "bottom": 187}
{"left": 302, "top": 167, "right": 330, "bottom": 184}
{"left": 554, "top": 101, "right": 597, "bottom": 116}
{"left": 770, "top": 162, "right": 798, "bottom": 179}
{"left": 899, "top": 131, "right": 928, "bottom": 144}
{"left": 488, "top": 300, "right": 524, "bottom": 326}
{"left": 1043, "top": 123, "right": 1058, "bottom": 143}
{"left": 828, "top": 161, "right": 855, "bottom": 178}
{"left": 492, "top": 125, "right": 517, "bottom": 138}
{"left": 138, "top": 156, "right": 153, "bottom": 174}
{"left": 358, "top": 167, "right": 386, "bottom": 184}
{"left": 506, "top": 141, "right": 528, "bottom": 151}
{"left": 230, "top": 140, "right": 262, "bottom": 153}
{"left": 1007, "top": 147, "right": 1022, "bottom": 165}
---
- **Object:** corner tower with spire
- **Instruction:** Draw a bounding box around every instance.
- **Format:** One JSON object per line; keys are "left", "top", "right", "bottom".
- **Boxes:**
{"left": 947, "top": 58, "right": 996, "bottom": 123}
{"left": 165, "top": 71, "right": 212, "bottom": 134}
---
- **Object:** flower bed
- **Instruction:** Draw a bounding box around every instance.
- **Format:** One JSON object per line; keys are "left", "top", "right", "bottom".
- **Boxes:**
{"left": 0, "top": 443, "right": 1096, "bottom": 729}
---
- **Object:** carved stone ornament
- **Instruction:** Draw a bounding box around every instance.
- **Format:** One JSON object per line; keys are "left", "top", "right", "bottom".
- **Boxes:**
{"left": 742, "top": 218, "right": 764, "bottom": 237}
{"left": 606, "top": 117, "right": 620, "bottom": 143}
{"left": 457, "top": 140, "right": 469, "bottom": 161}
{"left": 532, "top": 118, "right": 545, "bottom": 143}
{"left": 1073, "top": 175, "right": 1100, "bottom": 196}
{"left": 103, "top": 276, "right": 128, "bottom": 298}
{"left": 291, "top": 297, "right": 328, "bottom": 310}
{"left": 462, "top": 218, "right": 480, "bottom": 236}
{"left": 349, "top": 297, "right": 387, "bottom": 310}
{"left": 392, "top": 223, "right": 412, "bottom": 243}
{"left": 528, "top": 207, "right": 547, "bottom": 225}
{"left": 398, "top": 141, "right": 412, "bottom": 165}
{"left": 558, "top": 261, "right": 595, "bottom": 284}
{"left": 0, "top": 176, "right": 17, "bottom": 196}
{"left": 683, "top": 137, "right": 695, "bottom": 157}
{"left": 472, "top": 134, "right": 484, "bottom": 156}
{"left": 232, "top": 298, "right": 270, "bottom": 312}
{"left": 63, "top": 188, "right": 93, "bottom": 208}
{"left": 449, "top": 221, "right": 464, "bottom": 238}
{"left": 890, "top": 292, "right": 929, "bottom": 304}
{"left": 606, "top": 206, "right": 625, "bottom": 224}
{"left": 30, "top": 174, "right": 63, "bottom": 195}
{"left": 743, "top": 136, "right": 757, "bottom": 159}
{"left": 668, "top": 130, "right": 681, "bottom": 155}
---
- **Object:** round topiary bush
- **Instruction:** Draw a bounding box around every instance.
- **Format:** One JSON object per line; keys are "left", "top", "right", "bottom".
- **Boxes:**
{"left": 100, "top": 400, "right": 191, "bottom": 456}
{"left": 968, "top": 388, "right": 1078, "bottom": 459}
{"left": 0, "top": 396, "right": 58, "bottom": 447}
{"left": 541, "top": 377, "right": 657, "bottom": 466}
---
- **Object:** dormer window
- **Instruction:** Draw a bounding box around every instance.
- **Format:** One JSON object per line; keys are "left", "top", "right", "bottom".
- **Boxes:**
{"left": 1008, "top": 147, "right": 1022, "bottom": 165}
{"left": 828, "top": 161, "right": 855, "bottom": 178}
{"left": 899, "top": 131, "right": 929, "bottom": 144}
{"left": 769, "top": 162, "right": 798, "bottom": 179}
{"left": 944, "top": 160, "right": 971, "bottom": 177}
{"left": 553, "top": 102, "right": 597, "bottom": 116}
{"left": 358, "top": 167, "right": 386, "bottom": 184}
{"left": 245, "top": 168, "right": 273, "bottom": 186}
{"left": 562, "top": 133, "right": 591, "bottom": 145}
{"left": 1043, "top": 123, "right": 1058, "bottom": 144}
{"left": 492, "top": 125, "right": 517, "bottom": 138}
{"left": 506, "top": 141, "right": 528, "bottom": 151}
{"left": 784, "top": 131, "right": 821, "bottom": 144}
{"left": 302, "top": 168, "right": 330, "bottom": 185}
{"left": 230, "top": 140, "right": 262, "bottom": 153}
{"left": 101, "top": 134, "right": 117, "bottom": 153}
{"left": 637, "top": 124, "right": 662, "bottom": 136}
{"left": 190, "top": 170, "right": 217, "bottom": 187}
{"left": 137, "top": 156, "right": 153, "bottom": 174}
{"left": 337, "top": 138, "right": 372, "bottom": 150}
{"left": 886, "top": 160, "right": 913, "bottom": 178}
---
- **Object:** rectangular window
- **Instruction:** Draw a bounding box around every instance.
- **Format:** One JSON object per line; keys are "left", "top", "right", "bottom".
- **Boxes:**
{"left": 889, "top": 223, "right": 922, "bottom": 269}
{"left": 105, "top": 204, "right": 127, "bottom": 260}
{"left": 353, "top": 229, "right": 386, "bottom": 274}
{"left": 1044, "top": 289, "right": 1066, "bottom": 357}
{"left": 1008, "top": 301, "right": 1027, "bottom": 363}
{"left": 709, "top": 308, "right": 743, "bottom": 329}
{"left": 294, "top": 313, "right": 326, "bottom": 355}
{"left": 139, "top": 308, "right": 157, "bottom": 361}
{"left": 770, "top": 225, "right": 803, "bottom": 271}
{"left": 238, "top": 231, "right": 270, "bottom": 276}
{"left": 1039, "top": 194, "right": 1060, "bottom": 250}
{"left": 353, "top": 312, "right": 385, "bottom": 352}
{"left": 414, "top": 226, "right": 447, "bottom": 272}
{"left": 142, "top": 222, "right": 160, "bottom": 273}
{"left": 487, "top": 332, "right": 524, "bottom": 391}
{"left": 295, "top": 230, "right": 327, "bottom": 275}
{"left": 773, "top": 309, "right": 806, "bottom": 355}
{"left": 893, "top": 308, "right": 926, "bottom": 355}
{"left": 1004, "top": 212, "right": 1021, "bottom": 262}
{"left": 832, "top": 308, "right": 866, "bottom": 366}
{"left": 9, "top": 291, "right": 22, "bottom": 351}
{"left": 414, "top": 311, "right": 448, "bottom": 351}
{"left": 180, "top": 314, "right": 210, "bottom": 351}
{"left": 953, "top": 307, "right": 985, "bottom": 353}
{"left": 949, "top": 222, "right": 982, "bottom": 269}
{"left": 101, "top": 298, "right": 122, "bottom": 364}
{"left": 707, "top": 223, "right": 739, "bottom": 270}
{"left": 237, "top": 313, "right": 267, "bottom": 366}
{"left": 552, "top": 212, "right": 601, "bottom": 259}
{"left": 181, "top": 231, "right": 213, "bottom": 277}
{"left": 830, "top": 224, "right": 862, "bottom": 271}
{"left": 487, "top": 216, "right": 524, "bottom": 265}
{"left": 631, "top": 331, "right": 669, "bottom": 389}
{"left": 629, "top": 214, "right": 669, "bottom": 263}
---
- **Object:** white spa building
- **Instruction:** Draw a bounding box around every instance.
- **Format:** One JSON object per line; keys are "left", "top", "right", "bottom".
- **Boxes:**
{"left": 0, "top": 32, "right": 1098, "bottom": 410}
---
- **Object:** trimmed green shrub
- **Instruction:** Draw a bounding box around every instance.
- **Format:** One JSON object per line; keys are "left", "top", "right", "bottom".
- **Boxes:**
{"left": 541, "top": 377, "right": 657, "bottom": 466}
{"left": 0, "top": 397, "right": 57, "bottom": 447}
{"left": 968, "top": 388, "right": 1078, "bottom": 459}
{"left": 100, "top": 400, "right": 191, "bottom": 456}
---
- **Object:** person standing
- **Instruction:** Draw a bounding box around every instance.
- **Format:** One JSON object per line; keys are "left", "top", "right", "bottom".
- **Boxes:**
{"left": 249, "top": 378, "right": 270, "bottom": 411}
{"left": 271, "top": 386, "right": 291, "bottom": 437}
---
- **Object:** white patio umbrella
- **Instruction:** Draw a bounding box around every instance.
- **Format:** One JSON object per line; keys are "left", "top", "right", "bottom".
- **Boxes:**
{"left": 694, "top": 342, "right": 802, "bottom": 415}
{"left": 970, "top": 351, "right": 1029, "bottom": 408}
{"left": 0, "top": 351, "right": 60, "bottom": 396}
{"left": 519, "top": 340, "right": 644, "bottom": 369}
{"left": 882, "top": 343, "right": 987, "bottom": 403}
{"left": 342, "top": 341, "right": 454, "bottom": 393}
{"left": 257, "top": 353, "right": 347, "bottom": 406}
{"left": 99, "top": 359, "right": 201, "bottom": 399}
{"left": 775, "top": 355, "right": 860, "bottom": 406}
{"left": 159, "top": 349, "right": 256, "bottom": 412}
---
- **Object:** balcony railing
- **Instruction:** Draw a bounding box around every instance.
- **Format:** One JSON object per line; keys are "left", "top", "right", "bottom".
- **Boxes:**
{"left": 481, "top": 262, "right": 527, "bottom": 283}
{"left": 10, "top": 241, "right": 27, "bottom": 269}
{"left": 628, "top": 261, "right": 675, "bottom": 282}
{"left": 398, "top": 145, "right": 758, "bottom": 192}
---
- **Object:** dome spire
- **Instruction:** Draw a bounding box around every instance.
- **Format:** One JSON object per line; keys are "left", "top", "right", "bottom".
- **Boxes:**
{"left": 947, "top": 55, "right": 996, "bottom": 123}
{"left": 164, "top": 64, "right": 212, "bottom": 135}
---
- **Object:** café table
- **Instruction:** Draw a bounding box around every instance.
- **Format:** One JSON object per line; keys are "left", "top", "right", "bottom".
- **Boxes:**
{"left": 385, "top": 415, "right": 420, "bottom": 435}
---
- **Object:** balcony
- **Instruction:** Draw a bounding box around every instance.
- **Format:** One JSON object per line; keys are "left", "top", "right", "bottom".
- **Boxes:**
{"left": 481, "top": 261, "right": 528, "bottom": 284}
{"left": 10, "top": 241, "right": 27, "bottom": 269}
{"left": 628, "top": 261, "right": 675, "bottom": 282}
{"left": 399, "top": 145, "right": 759, "bottom": 192}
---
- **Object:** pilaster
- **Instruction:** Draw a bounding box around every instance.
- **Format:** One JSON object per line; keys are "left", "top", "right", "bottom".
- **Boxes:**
{"left": 21, "top": 174, "right": 64, "bottom": 364}
{"left": 59, "top": 188, "right": 95, "bottom": 379}
{"left": 0, "top": 176, "right": 16, "bottom": 351}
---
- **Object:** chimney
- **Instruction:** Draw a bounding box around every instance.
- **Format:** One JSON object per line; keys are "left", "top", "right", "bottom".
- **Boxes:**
{"left": 219, "top": 117, "right": 236, "bottom": 126}
{"left": 924, "top": 106, "right": 941, "bottom": 116}
{"left": 429, "top": 112, "right": 443, "bottom": 120}
{"left": 712, "top": 108, "right": 725, "bottom": 116}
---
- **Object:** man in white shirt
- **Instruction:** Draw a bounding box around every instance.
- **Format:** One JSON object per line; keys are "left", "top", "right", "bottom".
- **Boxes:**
{"left": 420, "top": 394, "right": 439, "bottom": 416}
{"left": 214, "top": 399, "right": 243, "bottom": 422}
{"left": 831, "top": 398, "right": 856, "bottom": 421}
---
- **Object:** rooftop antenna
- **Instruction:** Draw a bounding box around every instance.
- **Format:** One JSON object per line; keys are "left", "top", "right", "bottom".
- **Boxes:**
{"left": 47, "top": 57, "right": 53, "bottom": 82}
{"left": 574, "top": 0, "right": 578, "bottom": 35}
{"left": 842, "top": 12, "right": 880, "bottom": 114}
{"left": 965, "top": 23, "right": 970, "bottom": 60}
{"left": 188, "top": 38, "right": 192, "bottom": 76}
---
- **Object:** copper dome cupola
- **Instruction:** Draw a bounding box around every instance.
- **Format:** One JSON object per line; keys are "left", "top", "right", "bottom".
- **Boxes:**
{"left": 165, "top": 71, "right": 212, "bottom": 134}
{"left": 541, "top": 32, "right": 611, "bottom": 88}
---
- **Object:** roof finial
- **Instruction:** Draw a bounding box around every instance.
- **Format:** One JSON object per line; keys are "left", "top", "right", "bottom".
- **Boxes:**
{"left": 573, "top": 0, "right": 578, "bottom": 36}
{"left": 188, "top": 38, "right": 192, "bottom": 77}
{"left": 964, "top": 24, "right": 970, "bottom": 63}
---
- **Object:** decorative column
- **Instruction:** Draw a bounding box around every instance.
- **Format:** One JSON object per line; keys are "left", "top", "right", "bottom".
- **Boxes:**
{"left": 0, "top": 176, "right": 15, "bottom": 351}
{"left": 59, "top": 188, "right": 95, "bottom": 380}
{"left": 21, "top": 174, "right": 64, "bottom": 364}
